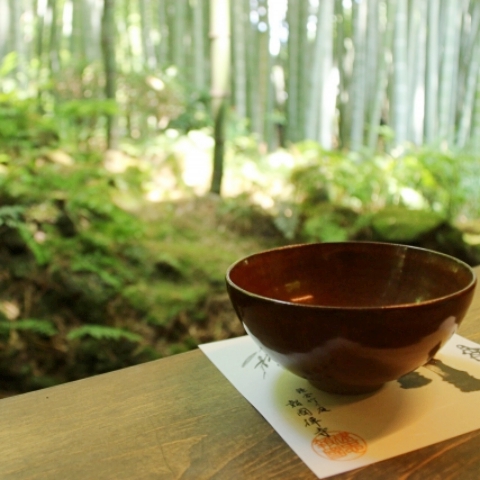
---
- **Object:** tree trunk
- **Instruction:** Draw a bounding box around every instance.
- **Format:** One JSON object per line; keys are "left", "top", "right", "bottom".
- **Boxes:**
{"left": 231, "top": 0, "right": 247, "bottom": 120}
{"left": 47, "top": 0, "right": 61, "bottom": 77}
{"left": 211, "top": 101, "right": 227, "bottom": 195}
{"left": 71, "top": 0, "right": 87, "bottom": 70}
{"left": 458, "top": 15, "right": 480, "bottom": 149}
{"left": 8, "top": 0, "right": 24, "bottom": 84}
{"left": 172, "top": 0, "right": 188, "bottom": 77}
{"left": 34, "top": 0, "right": 46, "bottom": 97}
{"left": 367, "top": 0, "right": 394, "bottom": 152}
{"left": 335, "top": 0, "right": 349, "bottom": 149}
{"left": 286, "top": 0, "right": 300, "bottom": 143}
{"left": 406, "top": 0, "right": 426, "bottom": 144}
{"left": 157, "top": 0, "right": 169, "bottom": 67}
{"left": 0, "top": 0, "right": 9, "bottom": 60}
{"left": 365, "top": 0, "right": 379, "bottom": 112}
{"left": 84, "top": 0, "right": 102, "bottom": 63}
{"left": 101, "top": 0, "right": 118, "bottom": 149}
{"left": 391, "top": 0, "right": 409, "bottom": 146}
{"left": 139, "top": 0, "right": 156, "bottom": 70}
{"left": 470, "top": 66, "right": 480, "bottom": 152}
{"left": 438, "top": 0, "right": 461, "bottom": 145}
{"left": 209, "top": 0, "right": 230, "bottom": 195}
{"left": 259, "top": 12, "right": 275, "bottom": 150}
{"left": 252, "top": 2, "right": 271, "bottom": 143}
{"left": 296, "top": 0, "right": 309, "bottom": 142}
{"left": 424, "top": 0, "right": 439, "bottom": 144}
{"left": 306, "top": 0, "right": 334, "bottom": 149}
{"left": 192, "top": 0, "right": 207, "bottom": 90}
{"left": 245, "top": 3, "right": 260, "bottom": 137}
{"left": 349, "top": 0, "right": 367, "bottom": 151}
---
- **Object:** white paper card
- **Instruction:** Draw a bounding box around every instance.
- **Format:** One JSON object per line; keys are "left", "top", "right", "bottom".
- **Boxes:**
{"left": 199, "top": 334, "right": 480, "bottom": 479}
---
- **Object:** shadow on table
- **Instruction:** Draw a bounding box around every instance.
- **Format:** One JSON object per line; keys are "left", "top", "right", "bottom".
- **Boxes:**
{"left": 272, "top": 367, "right": 433, "bottom": 443}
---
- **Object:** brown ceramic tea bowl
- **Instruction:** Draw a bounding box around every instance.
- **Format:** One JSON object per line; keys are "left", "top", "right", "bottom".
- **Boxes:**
{"left": 226, "top": 242, "right": 477, "bottom": 395}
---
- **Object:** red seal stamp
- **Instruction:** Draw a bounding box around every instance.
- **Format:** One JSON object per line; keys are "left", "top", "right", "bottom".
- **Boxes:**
{"left": 312, "top": 431, "right": 367, "bottom": 461}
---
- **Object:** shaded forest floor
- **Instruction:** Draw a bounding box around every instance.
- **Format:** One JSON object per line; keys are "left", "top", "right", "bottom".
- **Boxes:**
{"left": 0, "top": 192, "right": 287, "bottom": 398}
{"left": 128, "top": 193, "right": 286, "bottom": 349}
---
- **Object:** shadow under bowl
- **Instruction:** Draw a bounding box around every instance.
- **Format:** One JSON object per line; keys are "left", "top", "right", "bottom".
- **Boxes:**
{"left": 226, "top": 242, "right": 477, "bottom": 395}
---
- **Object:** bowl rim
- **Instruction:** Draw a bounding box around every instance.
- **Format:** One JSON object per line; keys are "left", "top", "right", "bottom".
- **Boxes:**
{"left": 225, "top": 241, "right": 478, "bottom": 310}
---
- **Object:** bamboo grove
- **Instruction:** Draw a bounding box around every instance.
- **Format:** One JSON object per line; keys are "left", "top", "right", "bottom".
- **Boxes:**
{"left": 1, "top": 0, "right": 480, "bottom": 157}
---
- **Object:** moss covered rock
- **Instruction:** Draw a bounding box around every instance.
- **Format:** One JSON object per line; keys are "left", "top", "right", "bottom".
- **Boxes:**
{"left": 371, "top": 207, "right": 445, "bottom": 243}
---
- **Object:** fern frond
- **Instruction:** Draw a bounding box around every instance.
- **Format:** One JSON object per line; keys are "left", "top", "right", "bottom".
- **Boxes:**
{"left": 0, "top": 318, "right": 57, "bottom": 336}
{"left": 67, "top": 324, "right": 142, "bottom": 343}
{"left": 0, "top": 205, "right": 25, "bottom": 227}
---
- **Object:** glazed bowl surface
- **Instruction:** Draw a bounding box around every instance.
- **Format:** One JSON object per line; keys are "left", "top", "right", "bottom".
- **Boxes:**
{"left": 226, "top": 242, "right": 477, "bottom": 394}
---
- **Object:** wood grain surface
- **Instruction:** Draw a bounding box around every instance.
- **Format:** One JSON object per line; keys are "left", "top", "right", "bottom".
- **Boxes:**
{"left": 1, "top": 267, "right": 480, "bottom": 480}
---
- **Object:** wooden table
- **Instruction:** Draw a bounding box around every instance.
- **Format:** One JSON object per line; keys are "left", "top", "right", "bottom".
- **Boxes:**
{"left": 2, "top": 268, "right": 480, "bottom": 480}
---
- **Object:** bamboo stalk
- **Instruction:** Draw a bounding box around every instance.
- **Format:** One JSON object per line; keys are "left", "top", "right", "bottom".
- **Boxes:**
{"left": 392, "top": 0, "right": 409, "bottom": 146}
{"left": 306, "top": 0, "right": 334, "bottom": 148}
{"left": 209, "top": 0, "right": 230, "bottom": 195}
{"left": 192, "top": 0, "right": 207, "bottom": 90}
{"left": 367, "top": 0, "right": 394, "bottom": 152}
{"left": 101, "top": 0, "right": 118, "bottom": 149}
{"left": 335, "top": 0, "right": 349, "bottom": 149}
{"left": 457, "top": 16, "right": 480, "bottom": 148}
{"left": 139, "top": 0, "right": 156, "bottom": 70}
{"left": 230, "top": 0, "right": 246, "bottom": 119}
{"left": 438, "top": 0, "right": 460, "bottom": 144}
{"left": 424, "top": 0, "right": 439, "bottom": 144}
{"left": 349, "top": 0, "right": 367, "bottom": 151}
{"left": 286, "top": 0, "right": 300, "bottom": 143}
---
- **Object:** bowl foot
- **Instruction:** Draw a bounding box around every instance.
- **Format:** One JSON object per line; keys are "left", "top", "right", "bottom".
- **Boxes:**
{"left": 308, "top": 379, "right": 384, "bottom": 395}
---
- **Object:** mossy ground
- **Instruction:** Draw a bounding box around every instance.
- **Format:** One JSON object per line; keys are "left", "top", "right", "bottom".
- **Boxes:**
{"left": 0, "top": 193, "right": 286, "bottom": 397}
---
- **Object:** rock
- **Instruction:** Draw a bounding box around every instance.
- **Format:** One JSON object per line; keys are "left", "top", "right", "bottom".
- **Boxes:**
{"left": 371, "top": 207, "right": 444, "bottom": 242}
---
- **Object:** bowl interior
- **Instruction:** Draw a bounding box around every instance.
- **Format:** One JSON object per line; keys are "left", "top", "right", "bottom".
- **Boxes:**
{"left": 227, "top": 242, "right": 475, "bottom": 308}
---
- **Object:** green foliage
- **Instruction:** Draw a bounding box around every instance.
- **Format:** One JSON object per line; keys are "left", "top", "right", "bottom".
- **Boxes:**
{"left": 67, "top": 325, "right": 142, "bottom": 343}
{"left": 283, "top": 143, "right": 480, "bottom": 252}
{"left": 370, "top": 207, "right": 445, "bottom": 242}
{"left": 55, "top": 98, "right": 119, "bottom": 147}
{"left": 0, "top": 205, "right": 50, "bottom": 265}
{"left": 0, "top": 319, "right": 57, "bottom": 337}
{"left": 0, "top": 206, "right": 25, "bottom": 226}
{"left": 167, "top": 89, "right": 212, "bottom": 132}
{"left": 273, "top": 203, "right": 300, "bottom": 241}
{"left": 57, "top": 99, "right": 118, "bottom": 119}
{"left": 0, "top": 93, "right": 59, "bottom": 151}
{"left": 289, "top": 143, "right": 475, "bottom": 218}
{"left": 302, "top": 208, "right": 354, "bottom": 243}
{"left": 290, "top": 145, "right": 385, "bottom": 211}
{"left": 69, "top": 253, "right": 130, "bottom": 290}
{"left": 0, "top": 154, "right": 146, "bottom": 267}
{"left": 123, "top": 281, "right": 208, "bottom": 326}
{"left": 0, "top": 52, "right": 17, "bottom": 78}
{"left": 116, "top": 70, "right": 206, "bottom": 140}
